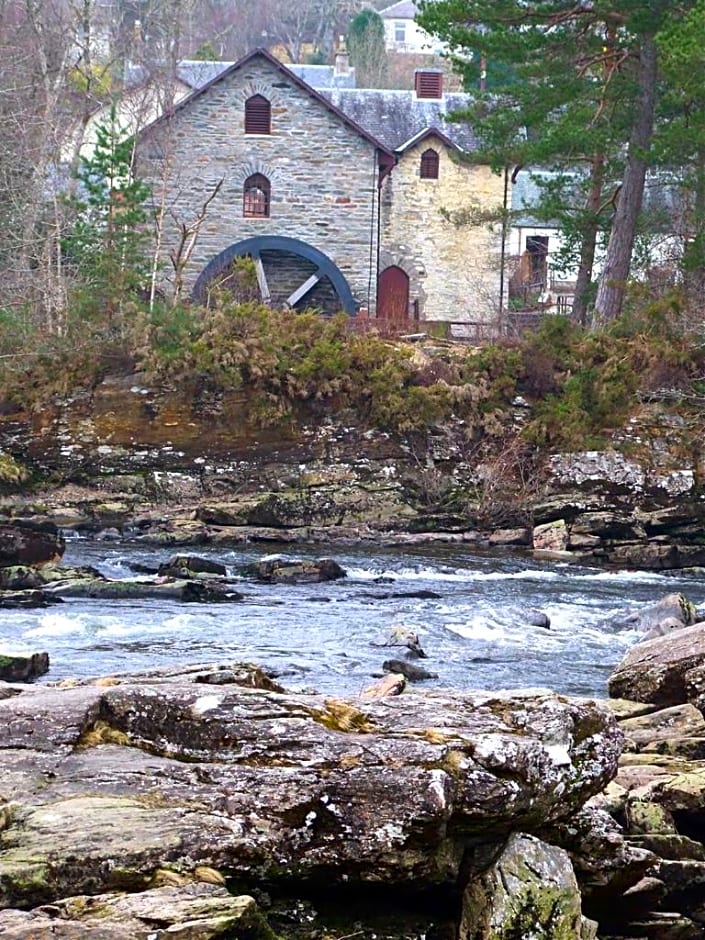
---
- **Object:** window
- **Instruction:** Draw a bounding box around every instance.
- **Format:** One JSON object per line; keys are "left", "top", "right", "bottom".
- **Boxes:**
{"left": 526, "top": 235, "right": 549, "bottom": 287}
{"left": 243, "top": 174, "right": 270, "bottom": 217}
{"left": 420, "top": 148, "right": 439, "bottom": 179}
{"left": 245, "top": 94, "right": 271, "bottom": 134}
{"left": 394, "top": 21, "right": 406, "bottom": 43}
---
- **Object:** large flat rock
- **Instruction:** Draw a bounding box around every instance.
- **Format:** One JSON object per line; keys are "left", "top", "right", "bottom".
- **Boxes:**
{"left": 0, "top": 664, "right": 622, "bottom": 908}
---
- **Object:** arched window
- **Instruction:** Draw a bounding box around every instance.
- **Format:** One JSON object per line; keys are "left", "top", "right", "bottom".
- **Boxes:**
{"left": 245, "top": 94, "right": 271, "bottom": 134}
{"left": 243, "top": 174, "right": 271, "bottom": 217}
{"left": 420, "top": 148, "right": 439, "bottom": 180}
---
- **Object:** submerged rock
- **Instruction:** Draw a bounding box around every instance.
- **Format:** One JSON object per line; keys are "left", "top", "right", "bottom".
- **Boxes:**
{"left": 526, "top": 609, "right": 551, "bottom": 630}
{"left": 46, "top": 578, "right": 243, "bottom": 603}
{"left": 158, "top": 554, "right": 228, "bottom": 579}
{"left": 372, "top": 626, "right": 427, "bottom": 658}
{"left": 382, "top": 659, "right": 438, "bottom": 681}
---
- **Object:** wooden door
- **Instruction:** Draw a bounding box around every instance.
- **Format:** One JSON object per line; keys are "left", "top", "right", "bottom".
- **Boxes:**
{"left": 377, "top": 266, "right": 409, "bottom": 321}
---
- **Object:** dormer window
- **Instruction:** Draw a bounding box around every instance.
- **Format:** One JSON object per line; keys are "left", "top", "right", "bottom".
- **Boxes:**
{"left": 245, "top": 94, "right": 271, "bottom": 134}
{"left": 420, "top": 149, "right": 439, "bottom": 179}
{"left": 243, "top": 173, "right": 270, "bottom": 217}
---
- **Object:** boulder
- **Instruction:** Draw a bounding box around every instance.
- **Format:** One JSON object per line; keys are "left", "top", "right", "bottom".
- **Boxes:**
{"left": 532, "top": 518, "right": 569, "bottom": 552}
{"left": 382, "top": 659, "right": 438, "bottom": 681}
{"left": 361, "top": 672, "right": 406, "bottom": 699}
{"left": 608, "top": 622, "right": 705, "bottom": 707}
{"left": 0, "top": 651, "right": 49, "bottom": 682}
{"left": 0, "top": 524, "right": 65, "bottom": 567}
{"left": 459, "top": 833, "right": 583, "bottom": 939}
{"left": 606, "top": 542, "right": 705, "bottom": 570}
{"left": 245, "top": 557, "right": 347, "bottom": 584}
{"left": 487, "top": 527, "right": 530, "bottom": 546}
{"left": 546, "top": 802, "right": 656, "bottom": 922}
{"left": 0, "top": 566, "right": 44, "bottom": 590}
{"left": 0, "top": 590, "right": 63, "bottom": 609}
{"left": 0, "top": 667, "right": 622, "bottom": 911}
{"left": 619, "top": 593, "right": 697, "bottom": 639}
{"left": 526, "top": 609, "right": 551, "bottom": 630}
{"left": 0, "top": 884, "right": 276, "bottom": 939}
{"left": 158, "top": 555, "right": 228, "bottom": 579}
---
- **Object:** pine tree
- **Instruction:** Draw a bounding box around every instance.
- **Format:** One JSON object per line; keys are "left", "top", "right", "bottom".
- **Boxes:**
{"left": 654, "top": 1, "right": 705, "bottom": 302}
{"left": 417, "top": 0, "right": 698, "bottom": 322}
{"left": 63, "top": 105, "right": 152, "bottom": 330}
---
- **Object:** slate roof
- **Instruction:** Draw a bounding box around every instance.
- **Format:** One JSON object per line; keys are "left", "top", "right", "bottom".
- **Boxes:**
{"left": 177, "top": 59, "right": 233, "bottom": 88}
{"left": 379, "top": 1, "right": 420, "bottom": 18}
{"left": 288, "top": 63, "right": 357, "bottom": 89}
{"left": 321, "top": 88, "right": 478, "bottom": 153}
{"left": 176, "top": 60, "right": 359, "bottom": 92}
{"left": 511, "top": 171, "right": 561, "bottom": 227}
{"left": 512, "top": 169, "right": 683, "bottom": 230}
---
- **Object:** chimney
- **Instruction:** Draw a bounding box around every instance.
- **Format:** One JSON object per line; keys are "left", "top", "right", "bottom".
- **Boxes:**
{"left": 335, "top": 36, "right": 350, "bottom": 76}
{"left": 415, "top": 68, "right": 443, "bottom": 99}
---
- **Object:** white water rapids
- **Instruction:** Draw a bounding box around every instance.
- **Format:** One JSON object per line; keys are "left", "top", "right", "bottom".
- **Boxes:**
{"left": 2, "top": 539, "right": 704, "bottom": 698}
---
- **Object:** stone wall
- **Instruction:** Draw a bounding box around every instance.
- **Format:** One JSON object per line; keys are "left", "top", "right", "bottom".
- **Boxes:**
{"left": 380, "top": 137, "right": 505, "bottom": 326}
{"left": 138, "top": 56, "right": 382, "bottom": 311}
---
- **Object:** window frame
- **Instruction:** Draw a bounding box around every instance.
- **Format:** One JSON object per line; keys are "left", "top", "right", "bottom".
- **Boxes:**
{"left": 419, "top": 148, "right": 440, "bottom": 180}
{"left": 243, "top": 173, "right": 271, "bottom": 218}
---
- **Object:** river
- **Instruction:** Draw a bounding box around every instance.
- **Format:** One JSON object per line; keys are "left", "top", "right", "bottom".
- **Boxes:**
{"left": 3, "top": 538, "right": 704, "bottom": 698}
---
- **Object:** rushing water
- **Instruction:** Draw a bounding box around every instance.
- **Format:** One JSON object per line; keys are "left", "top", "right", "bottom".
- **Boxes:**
{"left": 3, "top": 538, "right": 704, "bottom": 698}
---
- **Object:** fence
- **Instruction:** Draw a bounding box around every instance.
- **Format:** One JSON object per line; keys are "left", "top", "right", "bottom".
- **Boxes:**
{"left": 348, "top": 313, "right": 502, "bottom": 344}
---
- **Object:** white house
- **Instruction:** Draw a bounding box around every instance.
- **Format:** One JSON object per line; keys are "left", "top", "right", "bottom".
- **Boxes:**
{"left": 508, "top": 169, "right": 686, "bottom": 316}
{"left": 378, "top": 1, "right": 445, "bottom": 55}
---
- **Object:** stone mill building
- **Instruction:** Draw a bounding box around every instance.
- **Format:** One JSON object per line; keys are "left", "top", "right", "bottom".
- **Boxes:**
{"left": 137, "top": 48, "right": 505, "bottom": 335}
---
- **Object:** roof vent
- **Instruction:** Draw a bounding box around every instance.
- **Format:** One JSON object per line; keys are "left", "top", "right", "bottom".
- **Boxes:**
{"left": 415, "top": 68, "right": 443, "bottom": 99}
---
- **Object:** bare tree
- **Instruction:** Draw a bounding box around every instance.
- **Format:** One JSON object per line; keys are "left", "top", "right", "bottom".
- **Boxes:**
{"left": 264, "top": 0, "right": 364, "bottom": 63}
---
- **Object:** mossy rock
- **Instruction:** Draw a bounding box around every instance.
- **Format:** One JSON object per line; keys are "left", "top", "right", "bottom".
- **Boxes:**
{"left": 461, "top": 833, "right": 583, "bottom": 940}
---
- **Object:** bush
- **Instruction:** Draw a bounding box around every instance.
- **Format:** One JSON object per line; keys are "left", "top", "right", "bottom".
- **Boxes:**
{"left": 2, "top": 288, "right": 704, "bottom": 452}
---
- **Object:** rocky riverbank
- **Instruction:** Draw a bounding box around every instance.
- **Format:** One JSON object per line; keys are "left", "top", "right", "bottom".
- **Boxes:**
{"left": 2, "top": 526, "right": 705, "bottom": 934}
{"left": 0, "top": 374, "right": 704, "bottom": 569}
{"left": 0, "top": 659, "right": 620, "bottom": 939}
{"left": 592, "top": 594, "right": 705, "bottom": 940}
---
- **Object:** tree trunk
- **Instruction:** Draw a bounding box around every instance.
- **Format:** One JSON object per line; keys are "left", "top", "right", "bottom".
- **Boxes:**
{"left": 572, "top": 153, "right": 605, "bottom": 326}
{"left": 682, "top": 146, "right": 705, "bottom": 308}
{"left": 594, "top": 36, "right": 658, "bottom": 322}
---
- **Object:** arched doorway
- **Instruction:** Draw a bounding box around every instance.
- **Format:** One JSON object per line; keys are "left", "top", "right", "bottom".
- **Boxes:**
{"left": 191, "top": 236, "right": 357, "bottom": 315}
{"left": 377, "top": 266, "right": 410, "bottom": 320}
